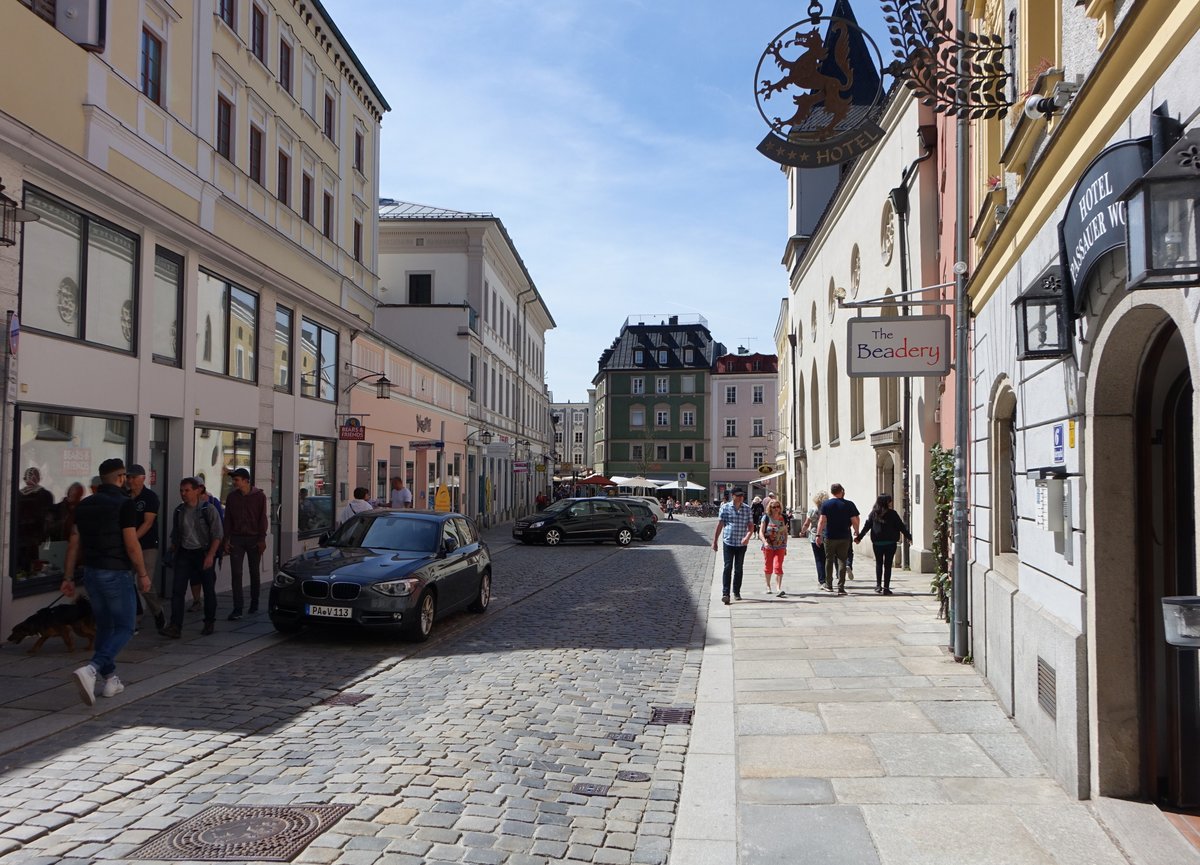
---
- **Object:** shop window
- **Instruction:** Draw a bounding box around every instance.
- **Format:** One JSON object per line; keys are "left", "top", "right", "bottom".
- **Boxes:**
{"left": 299, "top": 317, "right": 337, "bottom": 401}
{"left": 153, "top": 247, "right": 182, "bottom": 365}
{"left": 298, "top": 438, "right": 335, "bottom": 536}
{"left": 21, "top": 189, "right": 138, "bottom": 353}
{"left": 274, "top": 305, "right": 292, "bottom": 391}
{"left": 12, "top": 408, "right": 131, "bottom": 593}
{"left": 197, "top": 270, "right": 258, "bottom": 383}
{"left": 194, "top": 425, "right": 253, "bottom": 503}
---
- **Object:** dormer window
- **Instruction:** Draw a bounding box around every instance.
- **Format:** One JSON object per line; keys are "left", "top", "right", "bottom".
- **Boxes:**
{"left": 633, "top": 349, "right": 644, "bottom": 364}
{"left": 657, "top": 349, "right": 668, "bottom": 364}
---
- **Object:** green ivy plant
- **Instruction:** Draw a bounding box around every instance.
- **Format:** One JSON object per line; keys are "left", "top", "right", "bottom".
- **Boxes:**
{"left": 929, "top": 443, "right": 955, "bottom": 621}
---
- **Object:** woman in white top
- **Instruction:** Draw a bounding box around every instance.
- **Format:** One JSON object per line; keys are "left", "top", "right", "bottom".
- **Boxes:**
{"left": 338, "top": 487, "right": 375, "bottom": 526}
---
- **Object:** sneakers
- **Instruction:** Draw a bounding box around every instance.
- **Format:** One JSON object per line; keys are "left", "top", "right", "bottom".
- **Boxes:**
{"left": 733, "top": 594, "right": 742, "bottom": 601}
{"left": 837, "top": 589, "right": 848, "bottom": 596}
{"left": 777, "top": 590, "right": 787, "bottom": 598}
{"left": 845, "top": 568, "right": 855, "bottom": 581}
{"left": 201, "top": 621, "right": 215, "bottom": 636}
{"left": 189, "top": 599, "right": 202, "bottom": 612}
{"left": 821, "top": 583, "right": 833, "bottom": 592}
{"left": 227, "top": 611, "right": 242, "bottom": 621}
{"left": 721, "top": 595, "right": 731, "bottom": 605}
{"left": 73, "top": 664, "right": 97, "bottom": 706}
{"left": 883, "top": 588, "right": 894, "bottom": 595}
{"left": 101, "top": 675, "right": 124, "bottom": 698}
{"left": 159, "top": 624, "right": 181, "bottom": 639}
{"left": 765, "top": 588, "right": 774, "bottom": 594}
{"left": 875, "top": 585, "right": 883, "bottom": 594}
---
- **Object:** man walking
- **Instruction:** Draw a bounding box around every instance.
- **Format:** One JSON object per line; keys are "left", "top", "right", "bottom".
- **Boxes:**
{"left": 712, "top": 488, "right": 753, "bottom": 605}
{"left": 223, "top": 468, "right": 268, "bottom": 620}
{"left": 389, "top": 476, "right": 413, "bottom": 509}
{"left": 60, "top": 458, "right": 151, "bottom": 706}
{"left": 126, "top": 464, "right": 165, "bottom": 632}
{"left": 160, "top": 477, "right": 223, "bottom": 638}
{"left": 816, "top": 483, "right": 860, "bottom": 595}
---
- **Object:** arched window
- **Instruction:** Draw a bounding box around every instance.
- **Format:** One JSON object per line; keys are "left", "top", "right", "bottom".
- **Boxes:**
{"left": 796, "top": 372, "right": 806, "bottom": 449}
{"left": 827, "top": 346, "right": 840, "bottom": 444}
{"left": 851, "top": 375, "right": 864, "bottom": 438}
{"left": 879, "top": 291, "right": 900, "bottom": 426}
{"left": 992, "top": 387, "right": 1018, "bottom": 554}
{"left": 810, "top": 363, "right": 821, "bottom": 446}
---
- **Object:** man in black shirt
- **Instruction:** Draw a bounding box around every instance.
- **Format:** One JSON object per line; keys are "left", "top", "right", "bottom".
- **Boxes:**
{"left": 127, "top": 464, "right": 165, "bottom": 631}
{"left": 816, "top": 483, "right": 860, "bottom": 595}
{"left": 61, "top": 458, "right": 151, "bottom": 706}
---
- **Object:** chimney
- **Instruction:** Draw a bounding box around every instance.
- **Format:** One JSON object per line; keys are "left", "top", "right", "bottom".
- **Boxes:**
{"left": 669, "top": 315, "right": 678, "bottom": 326}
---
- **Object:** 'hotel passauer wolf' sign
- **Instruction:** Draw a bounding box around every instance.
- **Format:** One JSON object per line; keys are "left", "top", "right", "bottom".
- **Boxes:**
{"left": 847, "top": 315, "right": 951, "bottom": 378}
{"left": 754, "top": 0, "right": 885, "bottom": 168}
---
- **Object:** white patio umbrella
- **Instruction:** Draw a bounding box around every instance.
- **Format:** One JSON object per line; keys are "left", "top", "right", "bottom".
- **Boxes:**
{"left": 620, "top": 475, "right": 659, "bottom": 491}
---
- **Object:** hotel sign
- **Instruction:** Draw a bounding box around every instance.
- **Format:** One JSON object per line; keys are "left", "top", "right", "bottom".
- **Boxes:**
{"left": 847, "top": 315, "right": 951, "bottom": 377}
{"left": 1058, "top": 138, "right": 1151, "bottom": 313}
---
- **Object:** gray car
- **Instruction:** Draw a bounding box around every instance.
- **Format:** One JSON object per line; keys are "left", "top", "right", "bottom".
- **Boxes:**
{"left": 269, "top": 509, "right": 491, "bottom": 641}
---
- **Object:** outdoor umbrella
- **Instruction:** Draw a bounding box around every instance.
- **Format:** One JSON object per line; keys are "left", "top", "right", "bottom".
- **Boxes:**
{"left": 576, "top": 474, "right": 617, "bottom": 487}
{"left": 620, "top": 475, "right": 659, "bottom": 491}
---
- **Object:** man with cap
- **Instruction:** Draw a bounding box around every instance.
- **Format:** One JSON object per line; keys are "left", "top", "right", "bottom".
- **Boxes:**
{"left": 712, "top": 487, "right": 754, "bottom": 605}
{"left": 60, "top": 458, "right": 151, "bottom": 705}
{"left": 126, "top": 464, "right": 165, "bottom": 631}
{"left": 222, "top": 467, "right": 269, "bottom": 620}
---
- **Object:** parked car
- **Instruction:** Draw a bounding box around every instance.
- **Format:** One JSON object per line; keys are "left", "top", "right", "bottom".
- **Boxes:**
{"left": 513, "top": 497, "right": 637, "bottom": 546}
{"left": 610, "top": 498, "right": 659, "bottom": 540}
{"left": 625, "top": 496, "right": 666, "bottom": 521}
{"left": 269, "top": 509, "right": 491, "bottom": 641}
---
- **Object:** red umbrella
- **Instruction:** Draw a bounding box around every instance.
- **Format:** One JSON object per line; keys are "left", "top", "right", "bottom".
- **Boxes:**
{"left": 575, "top": 474, "right": 617, "bottom": 486}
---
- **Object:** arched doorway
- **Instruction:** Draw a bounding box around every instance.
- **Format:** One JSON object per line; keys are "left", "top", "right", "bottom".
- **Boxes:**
{"left": 1090, "top": 306, "right": 1197, "bottom": 807}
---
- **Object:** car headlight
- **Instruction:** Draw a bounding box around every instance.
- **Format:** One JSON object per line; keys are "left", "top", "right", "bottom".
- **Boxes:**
{"left": 274, "top": 571, "right": 296, "bottom": 587}
{"left": 528, "top": 520, "right": 546, "bottom": 528}
{"left": 372, "top": 578, "right": 420, "bottom": 597}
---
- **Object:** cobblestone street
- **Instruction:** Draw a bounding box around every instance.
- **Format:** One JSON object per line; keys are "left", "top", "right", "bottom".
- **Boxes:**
{"left": 0, "top": 520, "right": 714, "bottom": 865}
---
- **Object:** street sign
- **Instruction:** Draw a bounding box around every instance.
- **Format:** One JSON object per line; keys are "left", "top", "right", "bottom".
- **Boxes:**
{"left": 409, "top": 440, "right": 444, "bottom": 450}
{"left": 847, "top": 315, "right": 951, "bottom": 377}
{"left": 339, "top": 418, "right": 366, "bottom": 440}
{"left": 1053, "top": 424, "right": 1065, "bottom": 464}
{"left": 513, "top": 461, "right": 529, "bottom": 474}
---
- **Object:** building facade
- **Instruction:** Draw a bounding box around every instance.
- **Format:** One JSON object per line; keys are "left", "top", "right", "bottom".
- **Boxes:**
{"left": 550, "top": 400, "right": 594, "bottom": 481}
{"left": 709, "top": 353, "right": 780, "bottom": 501}
{"left": 375, "top": 201, "right": 555, "bottom": 526}
{"left": 592, "top": 314, "right": 721, "bottom": 495}
{"left": 966, "top": 0, "right": 1200, "bottom": 808}
{"left": 2, "top": 0, "right": 387, "bottom": 631}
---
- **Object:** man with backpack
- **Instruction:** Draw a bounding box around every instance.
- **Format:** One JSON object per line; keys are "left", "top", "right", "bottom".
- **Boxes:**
{"left": 159, "top": 476, "right": 223, "bottom": 638}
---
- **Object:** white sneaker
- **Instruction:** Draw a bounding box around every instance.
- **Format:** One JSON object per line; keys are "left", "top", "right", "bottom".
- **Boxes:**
{"left": 73, "top": 664, "right": 97, "bottom": 706}
{"left": 101, "top": 675, "right": 125, "bottom": 698}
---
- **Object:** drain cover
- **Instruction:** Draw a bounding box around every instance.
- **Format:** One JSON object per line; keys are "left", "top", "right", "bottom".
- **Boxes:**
{"left": 571, "top": 782, "right": 611, "bottom": 796}
{"left": 616, "top": 770, "right": 651, "bottom": 782}
{"left": 608, "top": 732, "right": 636, "bottom": 742}
{"left": 322, "top": 692, "right": 371, "bottom": 706}
{"left": 648, "top": 707, "right": 694, "bottom": 725}
{"left": 130, "top": 804, "right": 351, "bottom": 861}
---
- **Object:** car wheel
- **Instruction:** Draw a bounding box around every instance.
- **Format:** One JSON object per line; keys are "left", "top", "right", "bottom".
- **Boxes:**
{"left": 468, "top": 571, "right": 492, "bottom": 613}
{"left": 641, "top": 526, "right": 656, "bottom": 541}
{"left": 616, "top": 528, "right": 634, "bottom": 546}
{"left": 407, "top": 591, "right": 436, "bottom": 642}
{"left": 270, "top": 616, "right": 302, "bottom": 634}
{"left": 544, "top": 528, "right": 563, "bottom": 546}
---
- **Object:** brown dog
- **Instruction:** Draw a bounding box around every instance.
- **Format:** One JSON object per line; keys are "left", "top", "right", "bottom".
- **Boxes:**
{"left": 6, "top": 598, "right": 96, "bottom": 654}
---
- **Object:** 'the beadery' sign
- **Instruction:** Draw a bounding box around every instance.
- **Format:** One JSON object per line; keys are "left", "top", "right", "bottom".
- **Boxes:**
{"left": 847, "top": 315, "right": 951, "bottom": 378}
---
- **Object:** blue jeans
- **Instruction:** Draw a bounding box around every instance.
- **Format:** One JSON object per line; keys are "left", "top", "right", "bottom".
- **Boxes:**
{"left": 81, "top": 567, "right": 138, "bottom": 678}
{"left": 722, "top": 543, "right": 747, "bottom": 597}
{"left": 170, "top": 548, "right": 216, "bottom": 627}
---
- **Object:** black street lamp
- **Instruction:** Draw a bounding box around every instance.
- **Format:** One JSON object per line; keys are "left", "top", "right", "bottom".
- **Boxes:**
{"left": 1121, "top": 127, "right": 1200, "bottom": 291}
{"left": 0, "top": 179, "right": 40, "bottom": 247}
{"left": 1013, "top": 265, "right": 1072, "bottom": 360}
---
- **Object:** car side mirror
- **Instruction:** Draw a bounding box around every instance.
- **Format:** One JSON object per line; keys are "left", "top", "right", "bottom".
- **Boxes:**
{"left": 318, "top": 532, "right": 331, "bottom": 546}
{"left": 441, "top": 538, "right": 458, "bottom": 556}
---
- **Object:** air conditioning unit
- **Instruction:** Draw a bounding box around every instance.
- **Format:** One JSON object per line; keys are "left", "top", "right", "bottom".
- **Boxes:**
{"left": 57, "top": 0, "right": 107, "bottom": 51}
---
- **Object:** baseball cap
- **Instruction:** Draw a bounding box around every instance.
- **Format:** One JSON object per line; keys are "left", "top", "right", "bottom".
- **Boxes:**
{"left": 231, "top": 467, "right": 251, "bottom": 481}
{"left": 98, "top": 457, "right": 126, "bottom": 476}
{"left": 731, "top": 488, "right": 746, "bottom": 497}
{"left": 127, "top": 464, "right": 146, "bottom": 477}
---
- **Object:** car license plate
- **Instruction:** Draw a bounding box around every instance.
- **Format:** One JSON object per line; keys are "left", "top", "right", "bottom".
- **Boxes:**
{"left": 513, "top": 528, "right": 523, "bottom": 535}
{"left": 306, "top": 604, "right": 351, "bottom": 619}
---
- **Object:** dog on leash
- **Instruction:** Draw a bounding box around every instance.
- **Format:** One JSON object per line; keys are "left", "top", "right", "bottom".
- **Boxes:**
{"left": 6, "top": 598, "right": 96, "bottom": 654}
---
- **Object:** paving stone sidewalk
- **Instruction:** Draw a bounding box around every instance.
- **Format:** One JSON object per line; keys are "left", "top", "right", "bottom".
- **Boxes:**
{"left": 670, "top": 540, "right": 1200, "bottom": 865}
{"left": 0, "top": 519, "right": 711, "bottom": 864}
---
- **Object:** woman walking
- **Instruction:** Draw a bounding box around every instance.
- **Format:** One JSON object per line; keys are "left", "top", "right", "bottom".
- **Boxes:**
{"left": 760, "top": 499, "right": 790, "bottom": 596}
{"left": 799, "top": 491, "right": 828, "bottom": 589}
{"left": 854, "top": 494, "right": 913, "bottom": 594}
{"left": 750, "top": 496, "right": 765, "bottom": 539}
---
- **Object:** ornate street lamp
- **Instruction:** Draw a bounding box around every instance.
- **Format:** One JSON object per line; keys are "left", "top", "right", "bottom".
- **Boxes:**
{"left": 1121, "top": 127, "right": 1200, "bottom": 290}
{"left": 1013, "top": 265, "right": 1072, "bottom": 360}
{"left": 341, "top": 362, "right": 392, "bottom": 399}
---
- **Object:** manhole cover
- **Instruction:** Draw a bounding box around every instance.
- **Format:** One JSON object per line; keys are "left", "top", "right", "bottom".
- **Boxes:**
{"left": 130, "top": 804, "right": 351, "bottom": 861}
{"left": 322, "top": 692, "right": 371, "bottom": 706}
{"left": 648, "top": 707, "right": 694, "bottom": 725}
{"left": 616, "top": 770, "right": 651, "bottom": 782}
{"left": 571, "top": 782, "right": 611, "bottom": 797}
{"left": 608, "top": 732, "right": 637, "bottom": 742}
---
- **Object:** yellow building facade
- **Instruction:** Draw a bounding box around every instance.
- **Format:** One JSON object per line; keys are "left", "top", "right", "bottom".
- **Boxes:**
{"left": 0, "top": 0, "right": 388, "bottom": 629}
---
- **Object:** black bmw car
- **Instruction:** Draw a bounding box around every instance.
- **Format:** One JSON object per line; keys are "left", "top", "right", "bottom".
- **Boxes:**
{"left": 269, "top": 510, "right": 491, "bottom": 641}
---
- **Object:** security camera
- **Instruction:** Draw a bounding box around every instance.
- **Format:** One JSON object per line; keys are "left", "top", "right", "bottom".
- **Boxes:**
{"left": 1023, "top": 80, "right": 1079, "bottom": 120}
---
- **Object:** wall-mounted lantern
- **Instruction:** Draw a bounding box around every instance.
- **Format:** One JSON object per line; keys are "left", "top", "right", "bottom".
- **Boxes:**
{"left": 1121, "top": 127, "right": 1200, "bottom": 290}
{"left": 0, "top": 179, "right": 41, "bottom": 247}
{"left": 1162, "top": 596, "right": 1200, "bottom": 648}
{"left": 1014, "top": 265, "right": 1071, "bottom": 360}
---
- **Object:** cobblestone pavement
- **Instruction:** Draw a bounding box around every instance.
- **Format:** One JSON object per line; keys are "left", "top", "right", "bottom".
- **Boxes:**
{"left": 0, "top": 519, "right": 716, "bottom": 864}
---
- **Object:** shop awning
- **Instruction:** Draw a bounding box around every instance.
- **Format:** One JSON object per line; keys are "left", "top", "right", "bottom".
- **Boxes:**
{"left": 756, "top": 469, "right": 786, "bottom": 482}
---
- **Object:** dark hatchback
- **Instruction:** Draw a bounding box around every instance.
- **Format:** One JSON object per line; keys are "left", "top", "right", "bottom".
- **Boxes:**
{"left": 269, "top": 510, "right": 491, "bottom": 641}
{"left": 512, "top": 497, "right": 637, "bottom": 546}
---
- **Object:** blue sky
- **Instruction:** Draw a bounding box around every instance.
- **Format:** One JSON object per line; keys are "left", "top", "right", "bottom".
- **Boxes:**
{"left": 323, "top": 1, "right": 893, "bottom": 401}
